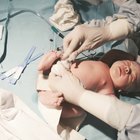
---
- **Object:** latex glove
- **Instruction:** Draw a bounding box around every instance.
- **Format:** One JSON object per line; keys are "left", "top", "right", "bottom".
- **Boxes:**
{"left": 48, "top": 68, "right": 133, "bottom": 131}
{"left": 62, "top": 19, "right": 133, "bottom": 60}
{"left": 48, "top": 63, "right": 85, "bottom": 105}
{"left": 85, "top": 16, "right": 113, "bottom": 27}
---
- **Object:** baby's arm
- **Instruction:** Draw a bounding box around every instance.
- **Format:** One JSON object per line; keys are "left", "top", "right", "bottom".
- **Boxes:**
{"left": 38, "top": 51, "right": 62, "bottom": 72}
{"left": 37, "top": 51, "right": 64, "bottom": 108}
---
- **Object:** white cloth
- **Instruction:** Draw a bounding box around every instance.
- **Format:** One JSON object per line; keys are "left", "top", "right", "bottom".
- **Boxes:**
{"left": 0, "top": 88, "right": 61, "bottom": 140}
{"left": 37, "top": 73, "right": 86, "bottom": 140}
{"left": 49, "top": 0, "right": 80, "bottom": 31}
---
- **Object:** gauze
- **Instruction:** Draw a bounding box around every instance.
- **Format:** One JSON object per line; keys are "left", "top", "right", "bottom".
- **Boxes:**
{"left": 49, "top": 0, "right": 80, "bottom": 31}
{"left": 51, "top": 60, "right": 71, "bottom": 75}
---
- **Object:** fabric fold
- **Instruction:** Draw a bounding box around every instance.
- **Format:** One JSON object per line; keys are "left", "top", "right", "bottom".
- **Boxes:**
{"left": 49, "top": 0, "right": 80, "bottom": 31}
{"left": 0, "top": 88, "right": 61, "bottom": 140}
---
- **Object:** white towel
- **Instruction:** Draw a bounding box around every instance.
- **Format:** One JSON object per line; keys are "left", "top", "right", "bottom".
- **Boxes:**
{"left": 0, "top": 88, "right": 61, "bottom": 140}
{"left": 49, "top": 0, "right": 80, "bottom": 31}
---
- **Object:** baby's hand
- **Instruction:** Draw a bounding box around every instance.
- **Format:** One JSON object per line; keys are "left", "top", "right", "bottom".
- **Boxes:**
{"left": 38, "top": 90, "right": 64, "bottom": 108}
{"left": 38, "top": 51, "right": 62, "bottom": 72}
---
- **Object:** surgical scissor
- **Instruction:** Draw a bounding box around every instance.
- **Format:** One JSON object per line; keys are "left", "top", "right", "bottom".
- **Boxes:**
{"left": 0, "top": 46, "right": 44, "bottom": 85}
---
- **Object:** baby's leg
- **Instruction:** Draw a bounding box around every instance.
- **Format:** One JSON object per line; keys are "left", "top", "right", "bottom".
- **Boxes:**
{"left": 61, "top": 102, "right": 85, "bottom": 118}
{"left": 38, "top": 91, "right": 84, "bottom": 118}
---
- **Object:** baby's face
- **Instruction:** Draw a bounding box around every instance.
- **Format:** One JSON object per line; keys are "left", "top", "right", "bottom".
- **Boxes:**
{"left": 110, "top": 60, "right": 140, "bottom": 92}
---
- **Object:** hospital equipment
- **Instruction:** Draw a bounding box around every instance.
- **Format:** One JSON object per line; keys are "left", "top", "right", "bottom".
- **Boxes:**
{"left": 0, "top": 0, "right": 10, "bottom": 64}
{"left": 0, "top": 46, "right": 43, "bottom": 85}
{"left": 0, "top": 9, "right": 64, "bottom": 39}
{"left": 0, "top": 0, "right": 64, "bottom": 64}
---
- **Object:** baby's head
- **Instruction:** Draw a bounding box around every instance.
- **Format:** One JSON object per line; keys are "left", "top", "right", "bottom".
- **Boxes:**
{"left": 110, "top": 60, "right": 140, "bottom": 94}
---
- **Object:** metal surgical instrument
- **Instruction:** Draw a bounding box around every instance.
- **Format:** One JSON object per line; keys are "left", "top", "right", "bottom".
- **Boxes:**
{"left": 0, "top": 46, "right": 44, "bottom": 85}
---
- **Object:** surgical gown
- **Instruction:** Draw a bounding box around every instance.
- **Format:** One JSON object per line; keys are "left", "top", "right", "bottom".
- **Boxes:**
{"left": 117, "top": 104, "right": 140, "bottom": 140}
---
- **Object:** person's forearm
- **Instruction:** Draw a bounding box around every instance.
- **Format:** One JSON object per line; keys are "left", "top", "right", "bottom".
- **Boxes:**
{"left": 105, "top": 19, "right": 133, "bottom": 41}
{"left": 86, "top": 17, "right": 133, "bottom": 40}
{"left": 114, "top": 0, "right": 140, "bottom": 33}
{"left": 78, "top": 90, "right": 133, "bottom": 131}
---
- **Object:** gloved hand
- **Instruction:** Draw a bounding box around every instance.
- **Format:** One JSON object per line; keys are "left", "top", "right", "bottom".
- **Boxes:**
{"left": 48, "top": 62, "right": 133, "bottom": 131}
{"left": 62, "top": 19, "right": 133, "bottom": 61}
{"left": 48, "top": 61, "right": 85, "bottom": 105}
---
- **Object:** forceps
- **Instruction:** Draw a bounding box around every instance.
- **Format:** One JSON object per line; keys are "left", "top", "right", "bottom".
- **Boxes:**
{"left": 0, "top": 46, "right": 43, "bottom": 85}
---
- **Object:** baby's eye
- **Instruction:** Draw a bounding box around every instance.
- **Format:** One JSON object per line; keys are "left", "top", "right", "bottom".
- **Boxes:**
{"left": 124, "top": 66, "right": 131, "bottom": 74}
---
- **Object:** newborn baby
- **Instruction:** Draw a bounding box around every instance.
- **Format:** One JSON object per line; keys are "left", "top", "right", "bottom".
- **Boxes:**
{"left": 37, "top": 51, "right": 114, "bottom": 118}
{"left": 37, "top": 50, "right": 140, "bottom": 118}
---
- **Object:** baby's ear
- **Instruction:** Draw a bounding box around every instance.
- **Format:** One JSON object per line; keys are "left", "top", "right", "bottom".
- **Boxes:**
{"left": 99, "top": 49, "right": 136, "bottom": 67}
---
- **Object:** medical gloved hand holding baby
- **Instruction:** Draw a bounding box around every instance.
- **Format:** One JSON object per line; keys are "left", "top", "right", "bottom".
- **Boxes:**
{"left": 49, "top": 62, "right": 85, "bottom": 105}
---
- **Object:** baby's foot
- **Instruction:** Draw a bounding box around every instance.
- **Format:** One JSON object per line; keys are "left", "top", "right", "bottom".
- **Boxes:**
{"left": 38, "top": 90, "right": 64, "bottom": 108}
